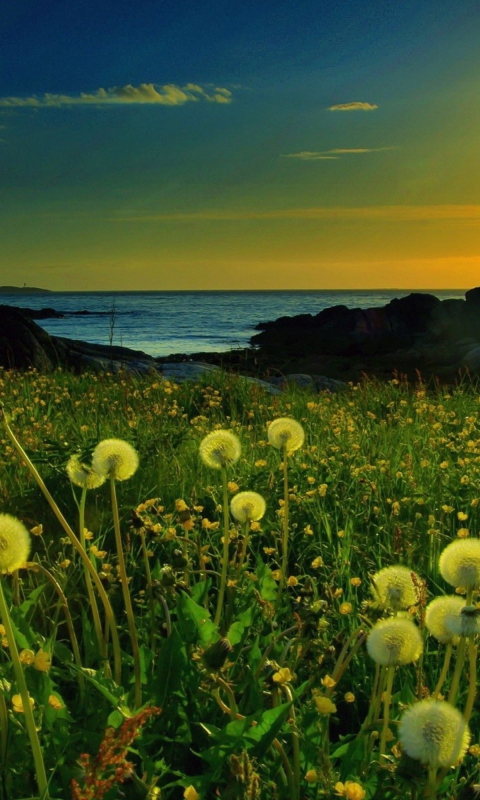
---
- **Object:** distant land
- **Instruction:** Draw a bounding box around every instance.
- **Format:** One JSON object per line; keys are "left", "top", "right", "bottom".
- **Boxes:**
{"left": 0, "top": 285, "right": 52, "bottom": 294}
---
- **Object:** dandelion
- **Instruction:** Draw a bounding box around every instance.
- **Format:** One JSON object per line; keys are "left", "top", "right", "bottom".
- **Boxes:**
{"left": 230, "top": 491, "right": 266, "bottom": 523}
{"left": 66, "top": 455, "right": 106, "bottom": 489}
{"left": 371, "top": 565, "right": 421, "bottom": 611}
{"left": 445, "top": 605, "right": 480, "bottom": 638}
{"left": 439, "top": 538, "right": 480, "bottom": 593}
{"left": 0, "top": 514, "right": 31, "bottom": 573}
{"left": 367, "top": 618, "right": 423, "bottom": 666}
{"left": 399, "top": 699, "right": 470, "bottom": 768}
{"left": 92, "top": 439, "right": 139, "bottom": 481}
{"left": 425, "top": 596, "right": 465, "bottom": 644}
{"left": 267, "top": 417, "right": 305, "bottom": 452}
{"left": 199, "top": 430, "right": 241, "bottom": 469}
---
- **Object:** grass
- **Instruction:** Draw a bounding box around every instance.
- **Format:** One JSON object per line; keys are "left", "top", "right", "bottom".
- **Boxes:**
{"left": 0, "top": 365, "right": 479, "bottom": 799}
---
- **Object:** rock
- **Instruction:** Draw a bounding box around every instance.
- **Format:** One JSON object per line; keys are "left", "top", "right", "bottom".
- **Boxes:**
{"left": 0, "top": 305, "right": 62, "bottom": 369}
{"left": 266, "top": 373, "right": 346, "bottom": 392}
{"left": 465, "top": 287, "right": 480, "bottom": 306}
{"left": 462, "top": 346, "right": 480, "bottom": 372}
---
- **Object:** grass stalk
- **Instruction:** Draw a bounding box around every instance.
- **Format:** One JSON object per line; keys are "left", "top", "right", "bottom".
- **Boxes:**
{"left": 379, "top": 664, "right": 395, "bottom": 763}
{"left": 110, "top": 477, "right": 143, "bottom": 709}
{"left": 0, "top": 578, "right": 49, "bottom": 800}
{"left": 214, "top": 468, "right": 230, "bottom": 629}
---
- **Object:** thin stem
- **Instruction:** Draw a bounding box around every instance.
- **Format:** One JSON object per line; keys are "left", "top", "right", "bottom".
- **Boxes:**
{"left": 139, "top": 530, "right": 156, "bottom": 654}
{"left": 0, "top": 578, "right": 49, "bottom": 799}
{"left": 110, "top": 477, "right": 142, "bottom": 710}
{"left": 447, "top": 638, "right": 466, "bottom": 706}
{"left": 282, "top": 684, "right": 300, "bottom": 800}
{"left": 432, "top": 643, "right": 453, "bottom": 699}
{"left": 427, "top": 764, "right": 437, "bottom": 800}
{"left": 463, "top": 636, "right": 477, "bottom": 723}
{"left": 79, "top": 488, "right": 108, "bottom": 674}
{"left": 0, "top": 690, "right": 7, "bottom": 769}
{"left": 236, "top": 521, "right": 251, "bottom": 577}
{"left": 379, "top": 665, "right": 395, "bottom": 763}
{"left": 214, "top": 468, "right": 230, "bottom": 628}
{"left": 1, "top": 410, "right": 122, "bottom": 684}
{"left": 277, "top": 455, "right": 290, "bottom": 608}
{"left": 26, "top": 563, "right": 85, "bottom": 698}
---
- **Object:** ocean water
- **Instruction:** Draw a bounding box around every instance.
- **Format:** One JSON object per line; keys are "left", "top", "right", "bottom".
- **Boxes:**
{"left": 1, "top": 289, "right": 468, "bottom": 358}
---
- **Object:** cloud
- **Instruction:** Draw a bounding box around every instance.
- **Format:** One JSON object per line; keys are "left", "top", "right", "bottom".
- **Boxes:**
{"left": 282, "top": 146, "right": 395, "bottom": 159}
{"left": 112, "top": 205, "right": 480, "bottom": 223}
{"left": 328, "top": 102, "right": 378, "bottom": 111}
{"left": 0, "top": 82, "right": 233, "bottom": 108}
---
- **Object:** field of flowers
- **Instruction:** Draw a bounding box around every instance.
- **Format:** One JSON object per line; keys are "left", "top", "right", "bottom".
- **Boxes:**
{"left": 0, "top": 365, "right": 479, "bottom": 800}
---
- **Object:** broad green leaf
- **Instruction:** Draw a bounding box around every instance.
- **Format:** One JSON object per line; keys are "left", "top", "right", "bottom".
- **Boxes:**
{"left": 226, "top": 606, "right": 253, "bottom": 646}
{"left": 256, "top": 557, "right": 277, "bottom": 602}
{"left": 176, "top": 593, "right": 218, "bottom": 646}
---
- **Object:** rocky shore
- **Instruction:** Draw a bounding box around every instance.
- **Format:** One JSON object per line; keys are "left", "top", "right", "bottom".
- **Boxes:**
{"left": 2, "top": 289, "right": 480, "bottom": 391}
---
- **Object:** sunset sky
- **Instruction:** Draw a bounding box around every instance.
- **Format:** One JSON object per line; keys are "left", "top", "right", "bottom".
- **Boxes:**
{"left": 1, "top": 0, "right": 479, "bottom": 290}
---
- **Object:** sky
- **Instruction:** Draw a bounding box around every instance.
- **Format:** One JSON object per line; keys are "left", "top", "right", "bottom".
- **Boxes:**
{"left": 1, "top": 0, "right": 479, "bottom": 291}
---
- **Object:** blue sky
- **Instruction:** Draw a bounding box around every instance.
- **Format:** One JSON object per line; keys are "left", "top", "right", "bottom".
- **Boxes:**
{"left": 1, "top": 0, "right": 479, "bottom": 289}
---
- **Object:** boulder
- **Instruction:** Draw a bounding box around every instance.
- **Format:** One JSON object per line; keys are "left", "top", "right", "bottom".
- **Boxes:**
{"left": 0, "top": 306, "right": 62, "bottom": 369}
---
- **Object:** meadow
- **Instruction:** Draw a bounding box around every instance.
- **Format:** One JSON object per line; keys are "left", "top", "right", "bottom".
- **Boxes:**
{"left": 0, "top": 365, "right": 479, "bottom": 800}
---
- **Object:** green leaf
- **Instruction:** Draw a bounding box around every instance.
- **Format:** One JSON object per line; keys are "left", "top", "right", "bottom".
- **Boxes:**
{"left": 256, "top": 557, "right": 277, "bottom": 602}
{"left": 226, "top": 606, "right": 253, "bottom": 646}
{"left": 19, "top": 582, "right": 47, "bottom": 615}
{"left": 152, "top": 627, "right": 188, "bottom": 706}
{"left": 176, "top": 593, "right": 218, "bottom": 647}
{"left": 243, "top": 701, "right": 292, "bottom": 758}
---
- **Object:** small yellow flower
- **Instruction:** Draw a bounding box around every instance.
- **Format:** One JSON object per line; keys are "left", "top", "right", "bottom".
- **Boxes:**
{"left": 286, "top": 576, "right": 298, "bottom": 587}
{"left": 12, "top": 694, "right": 35, "bottom": 713}
{"left": 339, "top": 602, "right": 353, "bottom": 615}
{"left": 30, "top": 525, "right": 43, "bottom": 537}
{"left": 34, "top": 649, "right": 51, "bottom": 672}
{"left": 305, "top": 770, "right": 318, "bottom": 783}
{"left": 334, "top": 781, "right": 366, "bottom": 800}
{"left": 442, "top": 505, "right": 454, "bottom": 514}
{"left": 254, "top": 459, "right": 267, "bottom": 467}
{"left": 227, "top": 481, "right": 239, "bottom": 493}
{"left": 271, "top": 569, "right": 282, "bottom": 581}
{"left": 458, "top": 511, "right": 468, "bottom": 521}
{"left": 318, "top": 484, "right": 328, "bottom": 497}
{"left": 304, "top": 524, "right": 314, "bottom": 536}
{"left": 344, "top": 692, "right": 355, "bottom": 703}
{"left": 314, "top": 695, "right": 337, "bottom": 715}
{"left": 272, "top": 667, "right": 294, "bottom": 684}
{"left": 48, "top": 694, "right": 64, "bottom": 710}
{"left": 19, "top": 649, "right": 35, "bottom": 665}
{"left": 184, "top": 786, "right": 200, "bottom": 800}
{"left": 350, "top": 577, "right": 361, "bottom": 587}
{"left": 321, "top": 674, "right": 336, "bottom": 689}
{"left": 311, "top": 556, "right": 323, "bottom": 569}
{"left": 58, "top": 559, "right": 71, "bottom": 569}
{"left": 175, "top": 499, "right": 188, "bottom": 512}
{"left": 457, "top": 528, "right": 470, "bottom": 538}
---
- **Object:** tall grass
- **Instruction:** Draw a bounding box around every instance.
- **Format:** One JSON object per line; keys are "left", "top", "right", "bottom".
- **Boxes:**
{"left": 0, "top": 365, "right": 479, "bottom": 798}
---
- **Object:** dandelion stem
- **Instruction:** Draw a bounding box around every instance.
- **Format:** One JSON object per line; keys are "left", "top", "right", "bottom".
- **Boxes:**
{"left": 448, "top": 638, "right": 466, "bottom": 706}
{"left": 0, "top": 578, "right": 49, "bottom": 799}
{"left": 139, "top": 529, "right": 156, "bottom": 653}
{"left": 432, "top": 642, "right": 452, "bottom": 699}
{"left": 110, "top": 477, "right": 142, "bottom": 710}
{"left": 282, "top": 684, "right": 300, "bottom": 800}
{"left": 214, "top": 468, "right": 230, "bottom": 629}
{"left": 1, "top": 411, "right": 123, "bottom": 684}
{"left": 79, "top": 488, "right": 108, "bottom": 675}
{"left": 463, "top": 636, "right": 477, "bottom": 723}
{"left": 379, "top": 664, "right": 395, "bottom": 763}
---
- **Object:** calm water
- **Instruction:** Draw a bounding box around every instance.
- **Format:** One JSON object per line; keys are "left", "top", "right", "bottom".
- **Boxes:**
{"left": 1, "top": 290, "right": 468, "bottom": 357}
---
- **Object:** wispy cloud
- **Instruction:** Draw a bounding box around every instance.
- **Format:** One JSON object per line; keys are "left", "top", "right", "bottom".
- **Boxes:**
{"left": 282, "top": 146, "right": 395, "bottom": 160}
{"left": 111, "top": 205, "right": 480, "bottom": 223}
{"left": 0, "top": 82, "right": 233, "bottom": 108}
{"left": 328, "top": 102, "right": 378, "bottom": 111}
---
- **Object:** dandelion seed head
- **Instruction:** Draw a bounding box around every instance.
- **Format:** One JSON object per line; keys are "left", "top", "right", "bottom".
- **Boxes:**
{"left": 66, "top": 454, "right": 106, "bottom": 489}
{"left": 230, "top": 491, "right": 266, "bottom": 523}
{"left": 367, "top": 618, "right": 423, "bottom": 666}
{"left": 267, "top": 418, "right": 305, "bottom": 452}
{"left": 371, "top": 565, "right": 421, "bottom": 610}
{"left": 0, "top": 514, "right": 31, "bottom": 573}
{"left": 399, "top": 699, "right": 470, "bottom": 767}
{"left": 445, "top": 605, "right": 480, "bottom": 638}
{"left": 439, "top": 538, "right": 480, "bottom": 589}
{"left": 92, "top": 439, "right": 139, "bottom": 481}
{"left": 425, "top": 596, "right": 465, "bottom": 644}
{"left": 199, "top": 430, "right": 241, "bottom": 469}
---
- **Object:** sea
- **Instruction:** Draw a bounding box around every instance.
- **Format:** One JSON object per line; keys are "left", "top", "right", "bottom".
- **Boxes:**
{"left": 1, "top": 290, "right": 468, "bottom": 358}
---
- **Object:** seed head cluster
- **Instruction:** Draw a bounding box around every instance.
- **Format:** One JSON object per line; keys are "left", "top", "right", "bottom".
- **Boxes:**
{"left": 399, "top": 699, "right": 470, "bottom": 768}
{"left": 230, "top": 491, "right": 266, "bottom": 523}
{"left": 367, "top": 618, "right": 423, "bottom": 666}
{"left": 425, "top": 596, "right": 465, "bottom": 644}
{"left": 371, "top": 565, "right": 420, "bottom": 611}
{"left": 0, "top": 514, "right": 31, "bottom": 573}
{"left": 439, "top": 538, "right": 480, "bottom": 589}
{"left": 267, "top": 417, "right": 305, "bottom": 452}
{"left": 92, "top": 439, "right": 139, "bottom": 482}
{"left": 199, "top": 430, "right": 241, "bottom": 469}
{"left": 66, "top": 455, "right": 106, "bottom": 490}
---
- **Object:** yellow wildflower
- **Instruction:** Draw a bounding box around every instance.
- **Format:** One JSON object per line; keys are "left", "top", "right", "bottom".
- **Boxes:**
{"left": 271, "top": 570, "right": 282, "bottom": 581}
{"left": 19, "top": 649, "right": 35, "bottom": 665}
{"left": 12, "top": 694, "right": 35, "bottom": 713}
{"left": 184, "top": 787, "right": 200, "bottom": 800}
{"left": 272, "top": 667, "right": 294, "bottom": 684}
{"left": 90, "top": 545, "right": 107, "bottom": 558}
{"left": 311, "top": 557, "right": 323, "bottom": 569}
{"left": 458, "top": 511, "right": 468, "bottom": 521}
{"left": 314, "top": 695, "right": 337, "bottom": 715}
{"left": 344, "top": 692, "right": 355, "bottom": 703}
{"left": 334, "top": 781, "right": 366, "bottom": 800}
{"left": 286, "top": 576, "right": 298, "bottom": 587}
{"left": 175, "top": 499, "right": 188, "bottom": 512}
{"left": 339, "top": 602, "right": 353, "bottom": 615}
{"left": 34, "top": 649, "right": 51, "bottom": 672}
{"left": 350, "top": 577, "right": 361, "bottom": 587}
{"left": 48, "top": 694, "right": 64, "bottom": 710}
{"left": 30, "top": 525, "right": 43, "bottom": 537}
{"left": 457, "top": 528, "right": 470, "bottom": 538}
{"left": 321, "top": 675, "right": 337, "bottom": 689}
{"left": 305, "top": 770, "right": 318, "bottom": 783}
